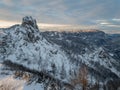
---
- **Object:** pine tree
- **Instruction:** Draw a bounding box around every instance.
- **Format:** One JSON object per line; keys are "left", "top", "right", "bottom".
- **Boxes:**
{"left": 51, "top": 63, "right": 56, "bottom": 76}
{"left": 60, "top": 63, "right": 66, "bottom": 79}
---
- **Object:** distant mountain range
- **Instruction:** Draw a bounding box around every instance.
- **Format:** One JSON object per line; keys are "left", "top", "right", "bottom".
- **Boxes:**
{"left": 0, "top": 16, "right": 120, "bottom": 90}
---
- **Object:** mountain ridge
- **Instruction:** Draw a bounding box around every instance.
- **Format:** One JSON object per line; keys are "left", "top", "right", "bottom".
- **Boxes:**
{"left": 0, "top": 16, "right": 120, "bottom": 90}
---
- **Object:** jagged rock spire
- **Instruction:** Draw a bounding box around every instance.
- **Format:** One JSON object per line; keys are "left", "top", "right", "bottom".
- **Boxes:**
{"left": 22, "top": 16, "right": 38, "bottom": 29}
{"left": 21, "top": 16, "right": 40, "bottom": 42}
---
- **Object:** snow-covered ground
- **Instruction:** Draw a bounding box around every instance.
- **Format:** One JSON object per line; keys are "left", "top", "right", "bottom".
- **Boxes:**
{"left": 0, "top": 62, "right": 44, "bottom": 90}
{"left": 0, "top": 75, "right": 44, "bottom": 90}
{"left": 0, "top": 76, "right": 24, "bottom": 90}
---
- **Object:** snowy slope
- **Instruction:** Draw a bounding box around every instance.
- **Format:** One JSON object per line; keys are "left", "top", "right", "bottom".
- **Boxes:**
{"left": 42, "top": 30, "right": 120, "bottom": 89}
{"left": 0, "top": 16, "right": 73, "bottom": 81}
{"left": 42, "top": 31, "right": 120, "bottom": 79}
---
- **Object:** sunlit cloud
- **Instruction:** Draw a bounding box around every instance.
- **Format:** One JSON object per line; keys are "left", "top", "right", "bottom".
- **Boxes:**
{"left": 96, "top": 19, "right": 120, "bottom": 25}
{"left": 103, "top": 29, "right": 120, "bottom": 34}
{"left": 100, "top": 23, "right": 111, "bottom": 25}
{"left": 112, "top": 18, "right": 120, "bottom": 22}
{"left": 0, "top": 20, "right": 98, "bottom": 30}
{"left": 0, "top": 20, "right": 20, "bottom": 28}
{"left": 106, "top": 25, "right": 120, "bottom": 28}
{"left": 38, "top": 23, "right": 99, "bottom": 32}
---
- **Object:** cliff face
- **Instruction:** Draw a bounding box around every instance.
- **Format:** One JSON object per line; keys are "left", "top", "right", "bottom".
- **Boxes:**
{"left": 0, "top": 16, "right": 120, "bottom": 90}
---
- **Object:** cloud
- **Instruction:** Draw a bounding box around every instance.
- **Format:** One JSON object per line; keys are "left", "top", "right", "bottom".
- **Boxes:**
{"left": 0, "top": 20, "right": 20, "bottom": 28}
{"left": 0, "top": 0, "right": 120, "bottom": 33}
{"left": 105, "top": 25, "right": 120, "bottom": 28}
{"left": 112, "top": 18, "right": 120, "bottom": 22}
{"left": 95, "top": 18, "right": 120, "bottom": 32}
{"left": 1, "top": 0, "right": 13, "bottom": 6}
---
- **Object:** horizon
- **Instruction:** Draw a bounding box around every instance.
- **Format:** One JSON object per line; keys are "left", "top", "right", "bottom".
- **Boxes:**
{"left": 0, "top": 19, "right": 120, "bottom": 34}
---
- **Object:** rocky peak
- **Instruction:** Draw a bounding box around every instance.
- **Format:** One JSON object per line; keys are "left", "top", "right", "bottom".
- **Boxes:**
{"left": 22, "top": 16, "right": 38, "bottom": 29}
{"left": 20, "top": 16, "right": 41, "bottom": 43}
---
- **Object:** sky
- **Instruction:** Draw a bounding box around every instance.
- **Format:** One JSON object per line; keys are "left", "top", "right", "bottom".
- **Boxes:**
{"left": 0, "top": 0, "right": 120, "bottom": 33}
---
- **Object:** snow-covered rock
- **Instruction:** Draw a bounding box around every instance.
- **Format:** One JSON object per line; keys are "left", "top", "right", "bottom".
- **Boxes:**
{"left": 22, "top": 16, "right": 38, "bottom": 30}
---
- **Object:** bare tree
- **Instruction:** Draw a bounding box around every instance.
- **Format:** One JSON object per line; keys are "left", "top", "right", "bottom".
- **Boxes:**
{"left": 71, "top": 65, "right": 88, "bottom": 90}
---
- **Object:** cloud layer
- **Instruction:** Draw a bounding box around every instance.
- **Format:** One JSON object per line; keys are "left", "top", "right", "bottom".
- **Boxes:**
{"left": 0, "top": 0, "right": 120, "bottom": 33}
